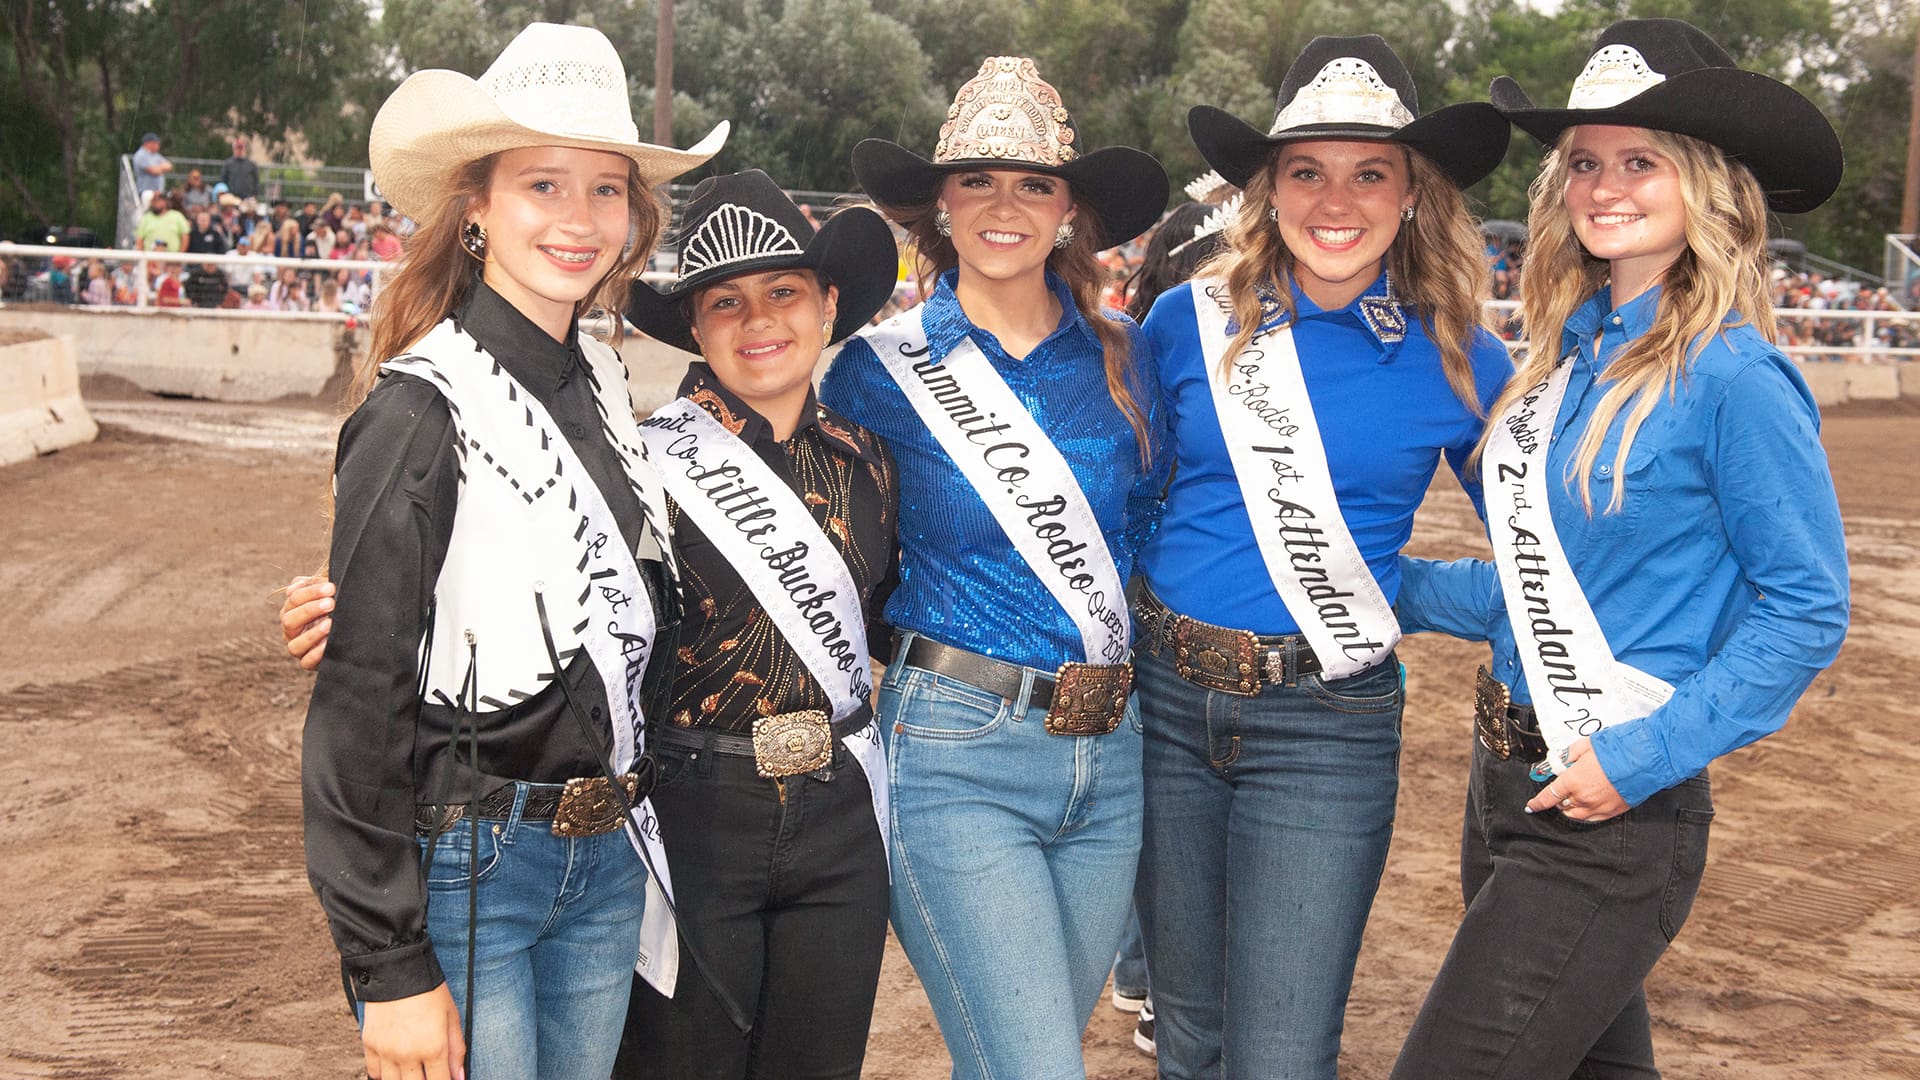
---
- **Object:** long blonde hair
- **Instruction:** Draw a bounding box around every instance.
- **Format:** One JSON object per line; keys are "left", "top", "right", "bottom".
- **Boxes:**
{"left": 886, "top": 185, "right": 1153, "bottom": 465}
{"left": 351, "top": 154, "right": 664, "bottom": 411}
{"left": 1196, "top": 145, "right": 1490, "bottom": 413}
{"left": 1478, "top": 128, "right": 1772, "bottom": 513}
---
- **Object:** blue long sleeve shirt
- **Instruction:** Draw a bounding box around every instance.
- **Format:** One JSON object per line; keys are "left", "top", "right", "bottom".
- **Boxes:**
{"left": 1398, "top": 286, "right": 1850, "bottom": 806}
{"left": 1139, "top": 274, "right": 1512, "bottom": 633}
{"left": 820, "top": 269, "right": 1170, "bottom": 671}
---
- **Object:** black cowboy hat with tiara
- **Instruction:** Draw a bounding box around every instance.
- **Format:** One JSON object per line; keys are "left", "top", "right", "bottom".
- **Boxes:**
{"left": 627, "top": 170, "right": 899, "bottom": 354}
{"left": 1491, "top": 18, "right": 1842, "bottom": 215}
{"left": 1188, "top": 35, "right": 1510, "bottom": 192}
{"left": 852, "top": 56, "right": 1170, "bottom": 246}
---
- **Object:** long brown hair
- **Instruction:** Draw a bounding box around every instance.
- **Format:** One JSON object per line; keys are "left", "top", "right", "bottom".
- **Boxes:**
{"left": 1197, "top": 144, "right": 1490, "bottom": 414}
{"left": 350, "top": 153, "right": 664, "bottom": 411}
{"left": 1476, "top": 128, "right": 1771, "bottom": 513}
{"left": 882, "top": 180, "right": 1153, "bottom": 465}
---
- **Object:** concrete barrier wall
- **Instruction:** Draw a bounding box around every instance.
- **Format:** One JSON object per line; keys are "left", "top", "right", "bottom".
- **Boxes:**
{"left": 0, "top": 335, "right": 99, "bottom": 466}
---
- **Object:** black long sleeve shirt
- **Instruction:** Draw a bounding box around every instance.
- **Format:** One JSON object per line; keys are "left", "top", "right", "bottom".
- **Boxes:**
{"left": 661, "top": 365, "right": 899, "bottom": 735}
{"left": 302, "top": 281, "right": 671, "bottom": 1003}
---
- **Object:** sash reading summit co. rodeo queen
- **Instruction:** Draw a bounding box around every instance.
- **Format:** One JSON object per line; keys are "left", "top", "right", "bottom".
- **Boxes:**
{"left": 384, "top": 322, "right": 684, "bottom": 996}
{"left": 1481, "top": 357, "right": 1674, "bottom": 772}
{"left": 635, "top": 399, "right": 889, "bottom": 864}
{"left": 863, "top": 307, "right": 1130, "bottom": 664}
{"left": 1189, "top": 279, "right": 1399, "bottom": 679}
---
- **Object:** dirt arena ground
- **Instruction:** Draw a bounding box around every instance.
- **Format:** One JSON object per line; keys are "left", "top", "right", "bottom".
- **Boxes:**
{"left": 1, "top": 388, "right": 1915, "bottom": 1079}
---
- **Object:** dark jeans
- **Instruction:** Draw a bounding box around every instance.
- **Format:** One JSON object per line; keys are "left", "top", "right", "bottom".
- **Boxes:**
{"left": 1390, "top": 740, "right": 1715, "bottom": 1080}
{"left": 612, "top": 738, "right": 889, "bottom": 1080}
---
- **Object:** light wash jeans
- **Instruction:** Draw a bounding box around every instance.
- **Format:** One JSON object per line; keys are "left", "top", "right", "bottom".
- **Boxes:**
{"left": 1135, "top": 646, "right": 1404, "bottom": 1080}
{"left": 416, "top": 781, "right": 647, "bottom": 1079}
{"left": 880, "top": 632, "right": 1144, "bottom": 1080}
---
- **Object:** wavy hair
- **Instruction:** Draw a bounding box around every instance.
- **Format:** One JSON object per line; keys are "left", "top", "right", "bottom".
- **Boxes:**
{"left": 881, "top": 183, "right": 1152, "bottom": 465}
{"left": 1478, "top": 128, "right": 1772, "bottom": 513}
{"left": 351, "top": 154, "right": 664, "bottom": 412}
{"left": 1195, "top": 145, "right": 1490, "bottom": 414}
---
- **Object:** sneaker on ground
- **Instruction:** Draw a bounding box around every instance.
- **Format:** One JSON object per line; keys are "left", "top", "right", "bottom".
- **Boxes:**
{"left": 1111, "top": 987, "right": 1147, "bottom": 1013}
{"left": 1133, "top": 999, "right": 1156, "bottom": 1057}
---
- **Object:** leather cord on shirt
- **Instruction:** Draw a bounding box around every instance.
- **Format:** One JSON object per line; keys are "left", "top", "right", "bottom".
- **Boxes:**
{"left": 533, "top": 589, "right": 752, "bottom": 1034}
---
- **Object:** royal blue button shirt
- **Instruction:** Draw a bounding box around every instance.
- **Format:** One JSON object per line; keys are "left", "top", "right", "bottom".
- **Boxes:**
{"left": 1398, "top": 286, "right": 1849, "bottom": 806}
{"left": 821, "top": 268, "right": 1169, "bottom": 671}
{"left": 1140, "top": 273, "right": 1512, "bottom": 634}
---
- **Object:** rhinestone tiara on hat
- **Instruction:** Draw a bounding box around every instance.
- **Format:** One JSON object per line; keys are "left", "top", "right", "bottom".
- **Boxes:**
{"left": 1270, "top": 57, "right": 1416, "bottom": 134}
{"left": 934, "top": 56, "right": 1079, "bottom": 167}
{"left": 676, "top": 203, "right": 804, "bottom": 282}
{"left": 1565, "top": 44, "right": 1668, "bottom": 109}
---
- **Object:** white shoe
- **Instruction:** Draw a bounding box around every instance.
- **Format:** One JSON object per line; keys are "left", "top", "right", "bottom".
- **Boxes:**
{"left": 1111, "top": 987, "right": 1147, "bottom": 1013}
{"left": 1133, "top": 999, "right": 1156, "bottom": 1057}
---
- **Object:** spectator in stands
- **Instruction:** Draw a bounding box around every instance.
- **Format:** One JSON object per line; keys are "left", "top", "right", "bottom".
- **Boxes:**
{"left": 269, "top": 199, "right": 291, "bottom": 230}
{"left": 319, "top": 192, "right": 346, "bottom": 231}
{"left": 182, "top": 170, "right": 214, "bottom": 212}
{"left": 368, "top": 221, "right": 402, "bottom": 261}
{"left": 132, "top": 132, "right": 172, "bottom": 205}
{"left": 269, "top": 266, "right": 304, "bottom": 310}
{"left": 274, "top": 219, "right": 303, "bottom": 259}
{"left": 81, "top": 259, "right": 112, "bottom": 305}
{"left": 136, "top": 192, "right": 192, "bottom": 252}
{"left": 185, "top": 262, "right": 230, "bottom": 308}
{"left": 242, "top": 283, "right": 273, "bottom": 310}
{"left": 296, "top": 200, "right": 320, "bottom": 236}
{"left": 221, "top": 138, "right": 260, "bottom": 201}
{"left": 338, "top": 267, "right": 373, "bottom": 311}
{"left": 311, "top": 221, "right": 339, "bottom": 260}
{"left": 217, "top": 194, "right": 245, "bottom": 242}
{"left": 152, "top": 261, "right": 185, "bottom": 307}
{"left": 186, "top": 208, "right": 229, "bottom": 256}
{"left": 343, "top": 204, "right": 368, "bottom": 243}
{"left": 315, "top": 276, "right": 343, "bottom": 313}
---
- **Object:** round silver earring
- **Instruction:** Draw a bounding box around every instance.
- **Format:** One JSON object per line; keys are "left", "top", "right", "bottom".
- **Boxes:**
{"left": 462, "top": 220, "right": 488, "bottom": 259}
{"left": 1401, "top": 205, "right": 1416, "bottom": 222}
{"left": 1267, "top": 207, "right": 1278, "bottom": 223}
{"left": 934, "top": 209, "right": 952, "bottom": 237}
{"left": 1053, "top": 221, "right": 1075, "bottom": 249}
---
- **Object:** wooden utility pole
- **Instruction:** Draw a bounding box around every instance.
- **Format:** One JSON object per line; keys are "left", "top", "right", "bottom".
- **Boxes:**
{"left": 1904, "top": 11, "right": 1920, "bottom": 234}
{"left": 654, "top": 0, "right": 674, "bottom": 146}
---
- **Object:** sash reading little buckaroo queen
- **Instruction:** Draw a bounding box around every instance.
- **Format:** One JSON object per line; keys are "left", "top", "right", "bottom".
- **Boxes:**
{"left": 634, "top": 399, "right": 889, "bottom": 867}
{"left": 382, "top": 321, "right": 684, "bottom": 995}
{"left": 1481, "top": 358, "right": 1674, "bottom": 772}
{"left": 862, "top": 306, "right": 1131, "bottom": 664}
{"left": 1188, "top": 278, "right": 1399, "bottom": 678}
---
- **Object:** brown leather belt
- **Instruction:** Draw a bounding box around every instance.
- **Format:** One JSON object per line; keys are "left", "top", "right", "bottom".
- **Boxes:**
{"left": 415, "top": 772, "right": 642, "bottom": 839}
{"left": 899, "top": 636, "right": 1131, "bottom": 736}
{"left": 1134, "top": 588, "right": 1321, "bottom": 696}
{"left": 1474, "top": 666, "right": 1547, "bottom": 762}
{"left": 649, "top": 711, "right": 869, "bottom": 778}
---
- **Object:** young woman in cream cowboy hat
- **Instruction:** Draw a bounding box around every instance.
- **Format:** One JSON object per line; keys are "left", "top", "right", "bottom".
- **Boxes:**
{"left": 819, "top": 55, "right": 1171, "bottom": 1080}
{"left": 1132, "top": 35, "right": 1513, "bottom": 1079}
{"left": 1391, "top": 19, "right": 1847, "bottom": 1076}
{"left": 293, "top": 22, "right": 722, "bottom": 1080}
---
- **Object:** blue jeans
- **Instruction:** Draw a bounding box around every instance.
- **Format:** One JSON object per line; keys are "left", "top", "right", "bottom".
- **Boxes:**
{"left": 881, "top": 633, "right": 1144, "bottom": 1080}
{"left": 417, "top": 781, "right": 647, "bottom": 1079}
{"left": 1111, "top": 901, "right": 1149, "bottom": 1000}
{"left": 1135, "top": 646, "right": 1403, "bottom": 1080}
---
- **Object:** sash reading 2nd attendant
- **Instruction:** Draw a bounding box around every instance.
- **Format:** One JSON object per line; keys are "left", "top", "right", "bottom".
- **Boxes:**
{"left": 862, "top": 307, "right": 1129, "bottom": 664}
{"left": 635, "top": 399, "right": 889, "bottom": 865}
{"left": 1480, "top": 357, "right": 1673, "bottom": 773}
{"left": 1189, "top": 279, "right": 1399, "bottom": 679}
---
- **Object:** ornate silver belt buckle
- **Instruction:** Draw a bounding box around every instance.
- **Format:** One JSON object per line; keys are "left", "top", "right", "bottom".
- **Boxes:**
{"left": 1172, "top": 617, "right": 1260, "bottom": 696}
{"left": 1045, "top": 662, "right": 1132, "bottom": 736}
{"left": 552, "top": 773, "right": 639, "bottom": 837}
{"left": 1473, "top": 666, "right": 1513, "bottom": 761}
{"left": 752, "top": 709, "right": 834, "bottom": 778}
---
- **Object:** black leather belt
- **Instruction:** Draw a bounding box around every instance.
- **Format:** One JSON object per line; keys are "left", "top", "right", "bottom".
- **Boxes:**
{"left": 902, "top": 636, "right": 1057, "bottom": 710}
{"left": 898, "top": 636, "right": 1131, "bottom": 735}
{"left": 1134, "top": 587, "right": 1322, "bottom": 695}
{"left": 1473, "top": 666, "right": 1548, "bottom": 762}
{"left": 415, "top": 771, "right": 646, "bottom": 838}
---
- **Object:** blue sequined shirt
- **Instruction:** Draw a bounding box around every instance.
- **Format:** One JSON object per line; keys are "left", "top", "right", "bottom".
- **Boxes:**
{"left": 821, "top": 268, "right": 1169, "bottom": 671}
{"left": 1398, "top": 286, "right": 1850, "bottom": 805}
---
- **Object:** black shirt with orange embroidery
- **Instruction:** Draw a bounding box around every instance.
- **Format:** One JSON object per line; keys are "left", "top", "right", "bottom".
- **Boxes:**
{"left": 663, "top": 363, "right": 899, "bottom": 735}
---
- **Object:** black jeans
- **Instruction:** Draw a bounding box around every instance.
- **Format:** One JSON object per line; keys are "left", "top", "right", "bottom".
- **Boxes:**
{"left": 1390, "top": 740, "right": 1715, "bottom": 1080}
{"left": 612, "top": 738, "right": 889, "bottom": 1080}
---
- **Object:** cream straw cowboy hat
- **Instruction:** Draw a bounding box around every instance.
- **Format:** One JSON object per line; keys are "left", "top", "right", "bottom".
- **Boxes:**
{"left": 369, "top": 22, "right": 729, "bottom": 221}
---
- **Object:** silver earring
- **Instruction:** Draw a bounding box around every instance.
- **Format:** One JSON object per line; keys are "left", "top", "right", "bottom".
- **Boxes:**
{"left": 462, "top": 220, "right": 487, "bottom": 259}
{"left": 1267, "top": 207, "right": 1278, "bottom": 223}
{"left": 1053, "top": 221, "right": 1075, "bottom": 249}
{"left": 934, "top": 209, "right": 952, "bottom": 237}
{"left": 1401, "top": 205, "right": 1416, "bottom": 222}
